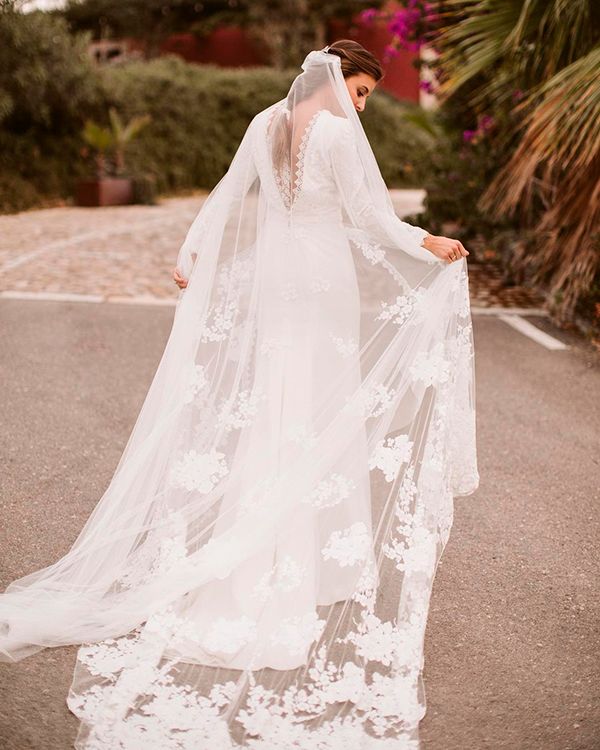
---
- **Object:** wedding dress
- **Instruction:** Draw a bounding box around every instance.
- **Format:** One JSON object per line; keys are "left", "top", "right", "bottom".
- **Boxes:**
{"left": 0, "top": 49, "right": 479, "bottom": 748}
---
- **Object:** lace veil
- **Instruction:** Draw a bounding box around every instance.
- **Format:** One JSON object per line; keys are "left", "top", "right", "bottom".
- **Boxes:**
{"left": 0, "top": 49, "right": 479, "bottom": 748}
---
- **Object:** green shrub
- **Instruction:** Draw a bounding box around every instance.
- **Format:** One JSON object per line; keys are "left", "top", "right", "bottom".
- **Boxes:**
{"left": 99, "top": 56, "right": 431, "bottom": 194}
{"left": 0, "top": 42, "right": 432, "bottom": 212}
{"left": 0, "top": 9, "right": 100, "bottom": 211}
{"left": 0, "top": 10, "right": 99, "bottom": 130}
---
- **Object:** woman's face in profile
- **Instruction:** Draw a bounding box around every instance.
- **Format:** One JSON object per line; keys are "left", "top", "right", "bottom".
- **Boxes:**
{"left": 344, "top": 73, "right": 378, "bottom": 112}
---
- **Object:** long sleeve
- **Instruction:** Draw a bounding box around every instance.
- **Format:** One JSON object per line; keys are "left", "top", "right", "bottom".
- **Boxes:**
{"left": 176, "top": 116, "right": 259, "bottom": 279}
{"left": 328, "top": 116, "right": 437, "bottom": 264}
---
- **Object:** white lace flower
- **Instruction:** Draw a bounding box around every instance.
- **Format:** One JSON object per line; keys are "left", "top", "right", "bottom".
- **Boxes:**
{"left": 321, "top": 522, "right": 370, "bottom": 567}
{"left": 345, "top": 613, "right": 418, "bottom": 668}
{"left": 383, "top": 525, "right": 437, "bottom": 575}
{"left": 169, "top": 449, "right": 228, "bottom": 493}
{"left": 368, "top": 435, "right": 414, "bottom": 482}
{"left": 357, "top": 240, "right": 385, "bottom": 265}
{"left": 302, "top": 473, "right": 356, "bottom": 509}
{"left": 217, "top": 389, "right": 265, "bottom": 432}
{"left": 200, "top": 255, "right": 254, "bottom": 343}
{"left": 201, "top": 616, "right": 258, "bottom": 654}
{"left": 284, "top": 423, "right": 318, "bottom": 449}
{"left": 322, "top": 661, "right": 366, "bottom": 704}
{"left": 280, "top": 282, "right": 299, "bottom": 301}
{"left": 182, "top": 363, "right": 209, "bottom": 404}
{"left": 270, "top": 612, "right": 326, "bottom": 655}
{"left": 376, "top": 287, "right": 427, "bottom": 327}
{"left": 344, "top": 383, "right": 396, "bottom": 418}
{"left": 309, "top": 277, "right": 331, "bottom": 293}
{"left": 359, "top": 671, "right": 423, "bottom": 725}
{"left": 77, "top": 633, "right": 142, "bottom": 679}
{"left": 251, "top": 556, "right": 306, "bottom": 603}
{"left": 200, "top": 297, "right": 239, "bottom": 342}
{"left": 458, "top": 285, "right": 472, "bottom": 318}
{"left": 409, "top": 342, "right": 451, "bottom": 387}
{"left": 330, "top": 333, "right": 358, "bottom": 357}
{"left": 351, "top": 559, "right": 379, "bottom": 610}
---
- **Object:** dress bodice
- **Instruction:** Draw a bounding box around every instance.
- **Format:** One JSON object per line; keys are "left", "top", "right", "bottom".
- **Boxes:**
{"left": 254, "top": 106, "right": 346, "bottom": 224}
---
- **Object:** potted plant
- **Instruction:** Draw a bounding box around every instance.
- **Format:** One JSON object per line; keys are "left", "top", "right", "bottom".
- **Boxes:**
{"left": 76, "top": 108, "right": 151, "bottom": 207}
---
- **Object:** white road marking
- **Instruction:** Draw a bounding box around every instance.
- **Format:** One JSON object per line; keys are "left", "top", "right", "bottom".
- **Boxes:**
{"left": 471, "top": 306, "right": 548, "bottom": 316}
{"left": 497, "top": 313, "right": 568, "bottom": 350}
{"left": 0, "top": 293, "right": 568, "bottom": 351}
{"left": 0, "top": 290, "right": 104, "bottom": 303}
{"left": 0, "top": 290, "right": 176, "bottom": 306}
{"left": 106, "top": 295, "right": 177, "bottom": 307}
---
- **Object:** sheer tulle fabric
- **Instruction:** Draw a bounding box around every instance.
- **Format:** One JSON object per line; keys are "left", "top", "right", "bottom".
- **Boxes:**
{"left": 0, "top": 49, "right": 479, "bottom": 748}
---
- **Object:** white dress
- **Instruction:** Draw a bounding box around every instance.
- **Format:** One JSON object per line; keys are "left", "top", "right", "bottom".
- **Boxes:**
{"left": 0, "top": 50, "right": 479, "bottom": 750}
{"left": 163, "top": 107, "right": 379, "bottom": 671}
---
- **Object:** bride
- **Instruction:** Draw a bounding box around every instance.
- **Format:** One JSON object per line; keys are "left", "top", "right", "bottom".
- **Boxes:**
{"left": 0, "top": 40, "right": 479, "bottom": 749}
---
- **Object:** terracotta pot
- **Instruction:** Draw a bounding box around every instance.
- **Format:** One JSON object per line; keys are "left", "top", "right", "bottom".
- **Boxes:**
{"left": 75, "top": 177, "right": 134, "bottom": 207}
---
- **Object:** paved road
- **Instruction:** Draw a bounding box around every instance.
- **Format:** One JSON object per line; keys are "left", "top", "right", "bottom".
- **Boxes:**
{"left": 0, "top": 297, "right": 598, "bottom": 750}
{"left": 0, "top": 192, "right": 545, "bottom": 310}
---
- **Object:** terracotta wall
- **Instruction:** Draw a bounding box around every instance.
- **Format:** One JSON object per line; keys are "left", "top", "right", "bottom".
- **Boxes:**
{"left": 158, "top": 8, "right": 420, "bottom": 103}
{"left": 160, "top": 27, "right": 265, "bottom": 67}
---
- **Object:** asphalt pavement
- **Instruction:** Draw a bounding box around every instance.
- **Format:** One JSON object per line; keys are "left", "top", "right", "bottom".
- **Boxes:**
{"left": 0, "top": 297, "right": 598, "bottom": 749}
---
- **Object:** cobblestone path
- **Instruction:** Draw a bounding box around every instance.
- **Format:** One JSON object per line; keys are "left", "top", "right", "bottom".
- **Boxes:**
{"left": 0, "top": 191, "right": 545, "bottom": 310}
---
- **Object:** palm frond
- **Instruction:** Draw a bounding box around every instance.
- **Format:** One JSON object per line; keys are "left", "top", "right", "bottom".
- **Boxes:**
{"left": 481, "top": 47, "right": 600, "bottom": 216}
{"left": 436, "top": 0, "right": 597, "bottom": 101}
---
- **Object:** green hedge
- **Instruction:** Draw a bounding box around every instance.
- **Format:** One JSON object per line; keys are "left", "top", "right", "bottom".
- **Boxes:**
{"left": 0, "top": 10, "right": 100, "bottom": 212}
{"left": 0, "top": 49, "right": 432, "bottom": 213}
{"left": 100, "top": 56, "right": 432, "bottom": 194}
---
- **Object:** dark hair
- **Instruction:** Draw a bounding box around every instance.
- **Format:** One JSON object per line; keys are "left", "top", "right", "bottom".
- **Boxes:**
{"left": 271, "top": 40, "right": 383, "bottom": 176}
{"left": 325, "top": 39, "right": 385, "bottom": 83}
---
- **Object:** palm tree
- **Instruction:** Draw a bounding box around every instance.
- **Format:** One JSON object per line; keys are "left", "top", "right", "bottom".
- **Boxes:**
{"left": 433, "top": 0, "right": 600, "bottom": 321}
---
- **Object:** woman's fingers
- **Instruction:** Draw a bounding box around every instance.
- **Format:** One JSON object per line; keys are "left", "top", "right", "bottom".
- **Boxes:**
{"left": 172, "top": 267, "right": 188, "bottom": 289}
{"left": 443, "top": 238, "right": 469, "bottom": 262}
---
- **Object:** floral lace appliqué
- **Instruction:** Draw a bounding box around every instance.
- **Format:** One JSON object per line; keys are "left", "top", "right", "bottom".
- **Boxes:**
{"left": 321, "top": 522, "right": 371, "bottom": 567}
{"left": 169, "top": 448, "right": 229, "bottom": 493}
{"left": 268, "top": 107, "right": 325, "bottom": 211}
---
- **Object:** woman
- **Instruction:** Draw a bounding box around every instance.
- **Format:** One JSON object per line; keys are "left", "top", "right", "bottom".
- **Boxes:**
{"left": 0, "top": 40, "right": 479, "bottom": 749}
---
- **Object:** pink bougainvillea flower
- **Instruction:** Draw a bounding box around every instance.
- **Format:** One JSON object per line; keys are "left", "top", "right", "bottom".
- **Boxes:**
{"left": 359, "top": 8, "right": 380, "bottom": 24}
{"left": 478, "top": 114, "right": 494, "bottom": 130}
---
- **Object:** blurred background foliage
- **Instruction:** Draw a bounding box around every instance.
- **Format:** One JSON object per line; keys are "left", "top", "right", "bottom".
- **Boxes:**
{"left": 403, "top": 0, "right": 600, "bottom": 327}
{"left": 0, "top": 6, "right": 432, "bottom": 210}
{"left": 60, "top": 0, "right": 380, "bottom": 69}
{"left": 1, "top": 0, "right": 599, "bottom": 332}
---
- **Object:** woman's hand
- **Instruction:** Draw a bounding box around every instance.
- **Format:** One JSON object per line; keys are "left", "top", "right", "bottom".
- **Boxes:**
{"left": 172, "top": 266, "right": 188, "bottom": 289}
{"left": 421, "top": 233, "right": 469, "bottom": 263}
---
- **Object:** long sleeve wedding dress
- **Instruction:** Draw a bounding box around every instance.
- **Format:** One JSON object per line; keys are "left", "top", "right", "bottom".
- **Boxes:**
{"left": 0, "top": 49, "right": 479, "bottom": 749}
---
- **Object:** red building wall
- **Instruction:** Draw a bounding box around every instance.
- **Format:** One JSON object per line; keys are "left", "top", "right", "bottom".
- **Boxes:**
{"left": 161, "top": 27, "right": 265, "bottom": 67}
{"left": 158, "top": 8, "right": 420, "bottom": 103}
{"left": 329, "top": 17, "right": 420, "bottom": 103}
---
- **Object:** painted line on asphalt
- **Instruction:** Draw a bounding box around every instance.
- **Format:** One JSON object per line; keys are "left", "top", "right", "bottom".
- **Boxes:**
{"left": 1, "top": 293, "right": 571, "bottom": 350}
{"left": 0, "top": 290, "right": 177, "bottom": 306}
{"left": 497, "top": 313, "right": 568, "bottom": 350}
{"left": 0, "top": 290, "right": 105, "bottom": 303}
{"left": 470, "top": 306, "right": 548, "bottom": 316}
{"left": 106, "top": 295, "right": 178, "bottom": 307}
{"left": 2, "top": 293, "right": 556, "bottom": 327}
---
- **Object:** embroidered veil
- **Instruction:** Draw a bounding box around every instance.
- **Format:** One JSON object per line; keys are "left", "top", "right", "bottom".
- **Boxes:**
{"left": 0, "top": 48, "right": 479, "bottom": 749}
